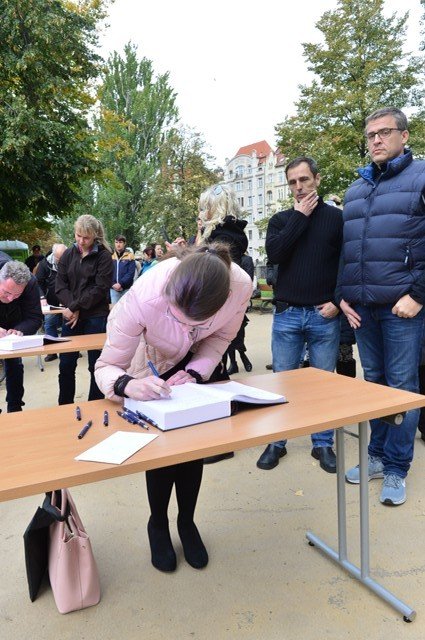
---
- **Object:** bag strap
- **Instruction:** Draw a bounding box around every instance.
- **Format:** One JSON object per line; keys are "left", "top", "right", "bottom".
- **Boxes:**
{"left": 43, "top": 491, "right": 68, "bottom": 522}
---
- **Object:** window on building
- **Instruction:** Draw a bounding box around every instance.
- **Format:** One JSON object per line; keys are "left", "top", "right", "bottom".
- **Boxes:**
{"left": 267, "top": 174, "right": 274, "bottom": 184}
{"left": 267, "top": 190, "right": 273, "bottom": 203}
{"left": 238, "top": 197, "right": 244, "bottom": 207}
{"left": 278, "top": 188, "right": 284, "bottom": 201}
{"left": 235, "top": 165, "right": 244, "bottom": 178}
{"left": 247, "top": 165, "right": 252, "bottom": 175}
{"left": 258, "top": 209, "right": 263, "bottom": 219}
{"left": 248, "top": 195, "right": 253, "bottom": 207}
{"left": 236, "top": 181, "right": 243, "bottom": 191}
{"left": 247, "top": 179, "right": 252, "bottom": 191}
{"left": 258, "top": 176, "right": 263, "bottom": 189}
{"left": 258, "top": 193, "right": 263, "bottom": 205}
{"left": 248, "top": 230, "right": 253, "bottom": 240}
{"left": 249, "top": 213, "right": 253, "bottom": 224}
{"left": 277, "top": 171, "right": 284, "bottom": 183}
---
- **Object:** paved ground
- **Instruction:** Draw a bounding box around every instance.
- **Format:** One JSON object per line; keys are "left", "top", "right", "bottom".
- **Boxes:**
{"left": 1, "top": 310, "right": 425, "bottom": 639}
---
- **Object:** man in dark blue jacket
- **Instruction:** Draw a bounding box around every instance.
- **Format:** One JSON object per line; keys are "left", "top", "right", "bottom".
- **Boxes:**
{"left": 0, "top": 253, "right": 43, "bottom": 411}
{"left": 339, "top": 107, "right": 425, "bottom": 506}
{"left": 110, "top": 235, "right": 136, "bottom": 304}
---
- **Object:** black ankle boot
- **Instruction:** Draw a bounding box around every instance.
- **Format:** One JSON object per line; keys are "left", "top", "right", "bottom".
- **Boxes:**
{"left": 147, "top": 517, "right": 177, "bottom": 572}
{"left": 177, "top": 518, "right": 208, "bottom": 569}
{"left": 227, "top": 362, "right": 239, "bottom": 375}
{"left": 239, "top": 352, "right": 252, "bottom": 372}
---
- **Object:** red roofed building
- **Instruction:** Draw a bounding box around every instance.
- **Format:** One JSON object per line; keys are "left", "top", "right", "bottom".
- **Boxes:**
{"left": 223, "top": 141, "right": 288, "bottom": 262}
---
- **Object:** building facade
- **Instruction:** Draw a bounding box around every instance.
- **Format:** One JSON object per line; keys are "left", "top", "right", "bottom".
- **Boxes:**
{"left": 223, "top": 141, "right": 288, "bottom": 263}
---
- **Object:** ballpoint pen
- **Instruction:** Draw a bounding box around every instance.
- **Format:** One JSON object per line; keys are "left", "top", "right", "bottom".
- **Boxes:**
{"left": 123, "top": 408, "right": 150, "bottom": 430}
{"left": 103, "top": 410, "right": 109, "bottom": 426}
{"left": 76, "top": 406, "right": 81, "bottom": 421}
{"left": 135, "top": 410, "right": 158, "bottom": 429}
{"left": 77, "top": 420, "right": 93, "bottom": 439}
{"left": 117, "top": 410, "right": 149, "bottom": 431}
{"left": 147, "top": 360, "right": 160, "bottom": 377}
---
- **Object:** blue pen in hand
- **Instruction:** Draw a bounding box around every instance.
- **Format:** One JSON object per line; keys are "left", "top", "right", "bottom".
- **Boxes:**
{"left": 78, "top": 420, "right": 92, "bottom": 439}
{"left": 147, "top": 360, "right": 160, "bottom": 377}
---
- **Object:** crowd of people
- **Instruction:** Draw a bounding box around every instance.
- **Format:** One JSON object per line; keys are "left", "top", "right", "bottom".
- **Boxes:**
{"left": 1, "top": 106, "right": 425, "bottom": 573}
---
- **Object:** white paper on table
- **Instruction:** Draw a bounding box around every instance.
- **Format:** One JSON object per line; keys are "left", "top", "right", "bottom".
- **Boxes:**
{"left": 75, "top": 430, "right": 158, "bottom": 465}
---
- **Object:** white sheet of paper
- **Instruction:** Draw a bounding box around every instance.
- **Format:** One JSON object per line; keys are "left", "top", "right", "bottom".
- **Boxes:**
{"left": 75, "top": 431, "right": 158, "bottom": 465}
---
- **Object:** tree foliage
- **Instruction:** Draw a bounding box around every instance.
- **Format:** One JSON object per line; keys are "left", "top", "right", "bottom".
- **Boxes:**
{"left": 140, "top": 126, "right": 220, "bottom": 245}
{"left": 275, "top": 0, "right": 425, "bottom": 196}
{"left": 86, "top": 42, "right": 179, "bottom": 248}
{"left": 0, "top": 0, "right": 106, "bottom": 226}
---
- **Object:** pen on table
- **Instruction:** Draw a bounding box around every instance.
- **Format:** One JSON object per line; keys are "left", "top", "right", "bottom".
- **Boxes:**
{"left": 117, "top": 410, "right": 149, "bottom": 431}
{"left": 76, "top": 406, "right": 81, "bottom": 421}
{"left": 77, "top": 420, "right": 92, "bottom": 439}
{"left": 124, "top": 408, "right": 150, "bottom": 430}
{"left": 103, "top": 410, "right": 109, "bottom": 426}
{"left": 135, "top": 410, "right": 158, "bottom": 429}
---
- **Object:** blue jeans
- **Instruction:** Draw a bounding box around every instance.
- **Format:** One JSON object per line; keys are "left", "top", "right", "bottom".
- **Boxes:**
{"left": 4, "top": 358, "right": 24, "bottom": 412}
{"left": 58, "top": 316, "right": 107, "bottom": 405}
{"left": 44, "top": 312, "right": 62, "bottom": 337}
{"left": 354, "top": 304, "right": 424, "bottom": 478}
{"left": 110, "top": 288, "right": 126, "bottom": 305}
{"left": 271, "top": 305, "right": 340, "bottom": 449}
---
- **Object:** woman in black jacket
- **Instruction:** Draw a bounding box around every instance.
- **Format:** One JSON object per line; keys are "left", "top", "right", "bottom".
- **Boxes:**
{"left": 55, "top": 214, "right": 113, "bottom": 405}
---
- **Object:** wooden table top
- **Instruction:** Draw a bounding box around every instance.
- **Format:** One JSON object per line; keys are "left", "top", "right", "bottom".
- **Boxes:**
{"left": 1, "top": 368, "right": 424, "bottom": 503}
{"left": 0, "top": 333, "right": 106, "bottom": 359}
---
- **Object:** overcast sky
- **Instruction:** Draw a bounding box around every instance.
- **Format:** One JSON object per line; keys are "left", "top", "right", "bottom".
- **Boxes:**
{"left": 99, "top": 0, "right": 423, "bottom": 166}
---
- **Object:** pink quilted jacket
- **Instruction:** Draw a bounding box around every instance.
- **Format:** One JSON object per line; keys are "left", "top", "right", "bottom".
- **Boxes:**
{"left": 95, "top": 257, "right": 253, "bottom": 401}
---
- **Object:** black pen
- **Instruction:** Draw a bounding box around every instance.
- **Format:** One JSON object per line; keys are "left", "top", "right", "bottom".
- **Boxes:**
{"left": 76, "top": 406, "right": 81, "bottom": 421}
{"left": 77, "top": 420, "right": 92, "bottom": 439}
{"left": 123, "top": 408, "right": 149, "bottom": 431}
{"left": 103, "top": 410, "right": 109, "bottom": 426}
{"left": 135, "top": 410, "right": 158, "bottom": 429}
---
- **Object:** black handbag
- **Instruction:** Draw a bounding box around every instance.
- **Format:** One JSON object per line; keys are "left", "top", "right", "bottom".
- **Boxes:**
{"left": 23, "top": 491, "right": 67, "bottom": 601}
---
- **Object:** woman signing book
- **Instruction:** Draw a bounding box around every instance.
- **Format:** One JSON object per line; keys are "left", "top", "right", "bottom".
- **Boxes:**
{"left": 95, "top": 243, "right": 252, "bottom": 572}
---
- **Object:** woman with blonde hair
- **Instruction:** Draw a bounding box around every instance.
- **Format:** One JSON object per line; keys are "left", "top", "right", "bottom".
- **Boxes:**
{"left": 55, "top": 214, "right": 113, "bottom": 404}
{"left": 95, "top": 243, "right": 252, "bottom": 572}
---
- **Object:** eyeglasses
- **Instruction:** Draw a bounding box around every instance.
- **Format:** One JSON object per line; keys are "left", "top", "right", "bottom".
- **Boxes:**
{"left": 165, "top": 306, "right": 215, "bottom": 332}
{"left": 365, "top": 127, "right": 402, "bottom": 141}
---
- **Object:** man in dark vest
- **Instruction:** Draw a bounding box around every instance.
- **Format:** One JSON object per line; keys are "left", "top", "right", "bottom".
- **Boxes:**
{"left": 256, "top": 156, "right": 343, "bottom": 473}
{"left": 0, "top": 254, "right": 43, "bottom": 412}
{"left": 339, "top": 107, "right": 425, "bottom": 506}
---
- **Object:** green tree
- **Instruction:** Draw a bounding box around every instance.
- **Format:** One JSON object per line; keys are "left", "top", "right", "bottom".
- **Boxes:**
{"left": 275, "top": 0, "right": 425, "bottom": 195}
{"left": 86, "top": 43, "right": 179, "bottom": 248}
{"left": 0, "top": 0, "right": 106, "bottom": 227}
{"left": 140, "top": 126, "right": 220, "bottom": 245}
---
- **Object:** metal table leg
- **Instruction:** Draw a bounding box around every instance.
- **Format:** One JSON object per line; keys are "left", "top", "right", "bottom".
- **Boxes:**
{"left": 306, "top": 422, "right": 415, "bottom": 622}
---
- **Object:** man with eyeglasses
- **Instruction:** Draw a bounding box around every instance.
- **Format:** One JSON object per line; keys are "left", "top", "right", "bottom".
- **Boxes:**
{"left": 0, "top": 254, "right": 43, "bottom": 412}
{"left": 338, "top": 107, "right": 425, "bottom": 506}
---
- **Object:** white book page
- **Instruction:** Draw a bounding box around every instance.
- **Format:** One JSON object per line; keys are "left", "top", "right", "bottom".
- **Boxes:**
{"left": 202, "top": 381, "right": 286, "bottom": 404}
{"left": 75, "top": 431, "right": 158, "bottom": 465}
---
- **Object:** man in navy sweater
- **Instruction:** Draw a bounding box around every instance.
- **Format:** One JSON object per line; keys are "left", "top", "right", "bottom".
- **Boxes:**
{"left": 257, "top": 156, "right": 343, "bottom": 473}
{"left": 339, "top": 107, "right": 425, "bottom": 506}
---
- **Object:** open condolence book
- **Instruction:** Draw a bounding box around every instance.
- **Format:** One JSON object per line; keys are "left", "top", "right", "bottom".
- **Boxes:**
{"left": 124, "top": 380, "right": 287, "bottom": 431}
{"left": 0, "top": 334, "right": 71, "bottom": 351}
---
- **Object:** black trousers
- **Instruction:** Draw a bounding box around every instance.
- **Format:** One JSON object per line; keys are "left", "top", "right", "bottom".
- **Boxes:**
{"left": 145, "top": 353, "right": 228, "bottom": 526}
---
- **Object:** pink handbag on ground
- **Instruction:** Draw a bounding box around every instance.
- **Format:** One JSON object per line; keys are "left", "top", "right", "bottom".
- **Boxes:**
{"left": 48, "top": 489, "right": 101, "bottom": 614}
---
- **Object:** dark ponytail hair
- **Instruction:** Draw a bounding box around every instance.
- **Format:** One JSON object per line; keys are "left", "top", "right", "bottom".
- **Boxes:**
{"left": 164, "top": 242, "right": 232, "bottom": 320}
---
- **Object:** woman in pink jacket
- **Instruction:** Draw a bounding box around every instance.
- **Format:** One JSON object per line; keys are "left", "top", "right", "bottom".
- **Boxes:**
{"left": 95, "top": 243, "right": 252, "bottom": 573}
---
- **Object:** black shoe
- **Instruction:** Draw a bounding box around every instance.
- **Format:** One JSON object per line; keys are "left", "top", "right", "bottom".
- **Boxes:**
{"left": 204, "top": 452, "right": 235, "bottom": 464}
{"left": 147, "top": 518, "right": 177, "bottom": 572}
{"left": 44, "top": 353, "right": 58, "bottom": 362}
{"left": 256, "top": 444, "right": 287, "bottom": 470}
{"left": 311, "top": 446, "right": 337, "bottom": 473}
{"left": 177, "top": 519, "right": 208, "bottom": 569}
{"left": 265, "top": 364, "right": 273, "bottom": 370}
{"left": 227, "top": 362, "right": 239, "bottom": 375}
{"left": 240, "top": 353, "right": 252, "bottom": 372}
